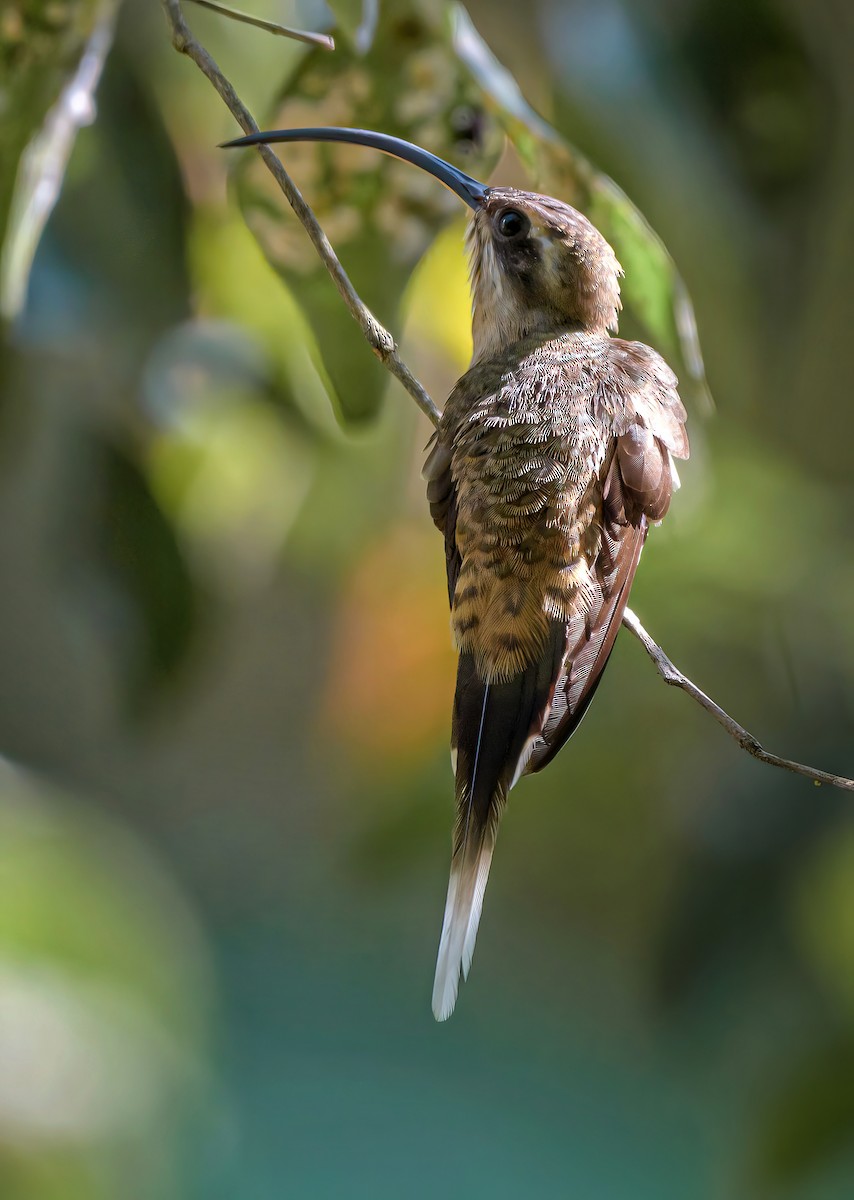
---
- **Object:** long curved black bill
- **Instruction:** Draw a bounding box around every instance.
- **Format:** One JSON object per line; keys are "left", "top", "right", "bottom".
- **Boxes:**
{"left": 220, "top": 126, "right": 488, "bottom": 210}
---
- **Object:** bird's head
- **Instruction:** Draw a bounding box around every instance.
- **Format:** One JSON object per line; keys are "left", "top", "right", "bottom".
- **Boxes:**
{"left": 464, "top": 187, "right": 621, "bottom": 360}
{"left": 222, "top": 127, "right": 622, "bottom": 362}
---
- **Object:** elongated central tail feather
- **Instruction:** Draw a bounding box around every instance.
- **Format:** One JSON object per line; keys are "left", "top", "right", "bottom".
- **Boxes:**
{"left": 432, "top": 629, "right": 566, "bottom": 1021}
{"left": 432, "top": 666, "right": 503, "bottom": 1021}
{"left": 432, "top": 830, "right": 496, "bottom": 1021}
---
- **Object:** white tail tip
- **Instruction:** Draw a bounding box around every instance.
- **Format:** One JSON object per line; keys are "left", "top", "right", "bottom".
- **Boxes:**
{"left": 431, "top": 843, "right": 494, "bottom": 1021}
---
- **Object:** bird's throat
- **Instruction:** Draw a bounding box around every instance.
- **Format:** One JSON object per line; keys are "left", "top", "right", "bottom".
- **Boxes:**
{"left": 467, "top": 220, "right": 576, "bottom": 363}
{"left": 470, "top": 296, "right": 569, "bottom": 364}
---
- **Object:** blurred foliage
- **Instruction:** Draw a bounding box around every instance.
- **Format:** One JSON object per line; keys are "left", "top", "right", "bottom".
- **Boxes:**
{"left": 234, "top": 0, "right": 707, "bottom": 419}
{"left": 450, "top": 4, "right": 708, "bottom": 405}
{"left": 0, "top": 759, "right": 212, "bottom": 1200}
{"left": 0, "top": 0, "right": 116, "bottom": 320}
{"left": 92, "top": 438, "right": 200, "bottom": 706}
{"left": 234, "top": 0, "right": 506, "bottom": 419}
{"left": 0, "top": 0, "right": 98, "bottom": 239}
{"left": 0, "top": 0, "right": 853, "bottom": 1198}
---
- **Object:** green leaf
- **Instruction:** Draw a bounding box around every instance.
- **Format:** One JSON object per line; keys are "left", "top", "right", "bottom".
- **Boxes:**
{"left": 103, "top": 444, "right": 198, "bottom": 696}
{"left": 233, "top": 2, "right": 707, "bottom": 422}
{"left": 81, "top": 438, "right": 201, "bottom": 709}
{"left": 451, "top": 4, "right": 709, "bottom": 408}
{"left": 233, "top": 0, "right": 505, "bottom": 421}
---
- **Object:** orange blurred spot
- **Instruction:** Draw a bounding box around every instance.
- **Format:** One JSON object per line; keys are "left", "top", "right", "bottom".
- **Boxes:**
{"left": 318, "top": 521, "right": 456, "bottom": 773}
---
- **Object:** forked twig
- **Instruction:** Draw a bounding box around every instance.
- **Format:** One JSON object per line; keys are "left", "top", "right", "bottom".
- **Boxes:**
{"left": 161, "top": 0, "right": 440, "bottom": 426}
{"left": 160, "top": 0, "right": 854, "bottom": 794}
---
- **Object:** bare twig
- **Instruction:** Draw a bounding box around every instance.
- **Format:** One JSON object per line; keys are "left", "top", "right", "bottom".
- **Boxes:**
{"left": 161, "top": 0, "right": 853, "bottom": 795}
{"left": 185, "top": 0, "right": 335, "bottom": 49}
{"left": 160, "top": 0, "right": 441, "bottom": 427}
{"left": 622, "top": 607, "right": 854, "bottom": 791}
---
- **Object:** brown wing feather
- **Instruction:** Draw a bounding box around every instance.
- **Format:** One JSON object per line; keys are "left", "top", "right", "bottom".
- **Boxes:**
{"left": 423, "top": 433, "right": 460, "bottom": 604}
{"left": 526, "top": 423, "right": 673, "bottom": 774}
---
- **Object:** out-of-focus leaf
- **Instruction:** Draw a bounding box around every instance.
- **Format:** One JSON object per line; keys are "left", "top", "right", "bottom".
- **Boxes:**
{"left": 101, "top": 442, "right": 199, "bottom": 696}
{"left": 233, "top": 0, "right": 505, "bottom": 421}
{"left": 141, "top": 316, "right": 317, "bottom": 593}
{"left": 317, "top": 519, "right": 455, "bottom": 768}
{"left": 187, "top": 208, "right": 343, "bottom": 440}
{"left": 234, "top": 1, "right": 707, "bottom": 423}
{"left": 0, "top": 760, "right": 212, "bottom": 1037}
{"left": 404, "top": 217, "right": 472, "bottom": 367}
{"left": 47, "top": 50, "right": 192, "bottom": 353}
{"left": 451, "top": 4, "right": 709, "bottom": 409}
{"left": 70, "top": 438, "right": 201, "bottom": 708}
{"left": 147, "top": 382, "right": 316, "bottom": 592}
{"left": 0, "top": 0, "right": 116, "bottom": 321}
{"left": 792, "top": 827, "right": 854, "bottom": 1020}
{"left": 326, "top": 0, "right": 380, "bottom": 54}
{"left": 747, "top": 1038, "right": 854, "bottom": 1194}
{"left": 0, "top": 758, "right": 212, "bottom": 1198}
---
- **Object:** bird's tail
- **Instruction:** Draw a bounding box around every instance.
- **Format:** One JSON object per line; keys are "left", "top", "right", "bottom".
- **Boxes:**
{"left": 432, "top": 807, "right": 497, "bottom": 1022}
{"left": 432, "top": 630, "right": 566, "bottom": 1021}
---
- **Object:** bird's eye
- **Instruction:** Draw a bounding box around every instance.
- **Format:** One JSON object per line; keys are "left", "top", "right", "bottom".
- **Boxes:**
{"left": 496, "top": 209, "right": 529, "bottom": 239}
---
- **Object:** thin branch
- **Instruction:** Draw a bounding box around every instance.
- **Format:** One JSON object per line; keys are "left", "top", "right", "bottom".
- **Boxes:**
{"left": 160, "top": 0, "right": 441, "bottom": 427}
{"left": 161, "top": 0, "right": 854, "bottom": 795}
{"left": 622, "top": 607, "right": 854, "bottom": 792}
{"left": 185, "top": 0, "right": 335, "bottom": 49}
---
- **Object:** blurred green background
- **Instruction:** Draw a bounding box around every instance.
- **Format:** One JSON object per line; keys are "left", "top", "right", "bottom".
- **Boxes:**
{"left": 1, "top": 0, "right": 854, "bottom": 1196}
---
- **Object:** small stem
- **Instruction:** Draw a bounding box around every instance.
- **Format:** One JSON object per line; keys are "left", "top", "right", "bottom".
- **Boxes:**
{"left": 160, "top": 0, "right": 441, "bottom": 428}
{"left": 185, "top": 0, "right": 335, "bottom": 49}
{"left": 621, "top": 607, "right": 854, "bottom": 792}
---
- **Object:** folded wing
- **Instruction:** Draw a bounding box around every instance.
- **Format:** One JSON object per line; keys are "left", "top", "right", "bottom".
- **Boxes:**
{"left": 528, "top": 339, "right": 689, "bottom": 771}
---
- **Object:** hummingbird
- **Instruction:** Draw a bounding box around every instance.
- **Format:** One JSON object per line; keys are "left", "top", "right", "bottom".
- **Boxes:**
{"left": 223, "top": 128, "right": 690, "bottom": 1021}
